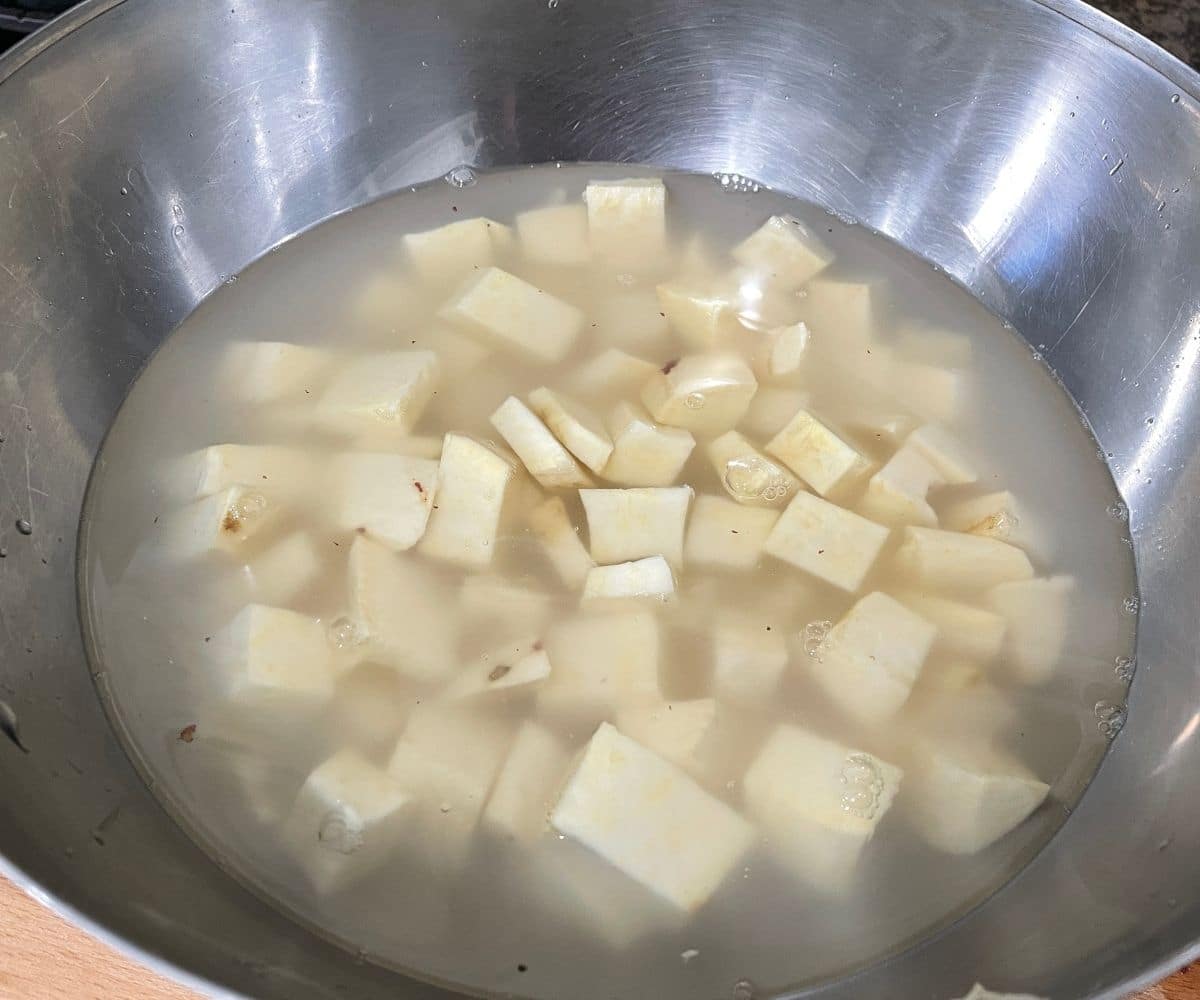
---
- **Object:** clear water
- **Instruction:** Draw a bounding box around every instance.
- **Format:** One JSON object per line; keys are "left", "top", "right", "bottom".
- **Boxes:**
{"left": 80, "top": 164, "right": 1136, "bottom": 1000}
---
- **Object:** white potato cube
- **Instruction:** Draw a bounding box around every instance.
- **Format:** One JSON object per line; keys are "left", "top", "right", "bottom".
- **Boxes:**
{"left": 987, "top": 576, "right": 1075, "bottom": 684}
{"left": 219, "top": 341, "right": 332, "bottom": 404}
{"left": 743, "top": 725, "right": 902, "bottom": 892}
{"left": 348, "top": 535, "right": 457, "bottom": 682}
{"left": 158, "top": 485, "right": 278, "bottom": 561}
{"left": 580, "top": 486, "right": 692, "bottom": 568}
{"left": 528, "top": 387, "right": 613, "bottom": 474}
{"left": 895, "top": 526, "right": 1034, "bottom": 592}
{"left": 565, "top": 348, "right": 658, "bottom": 400}
{"left": 940, "top": 490, "right": 1027, "bottom": 545}
{"left": 641, "top": 354, "right": 758, "bottom": 434}
{"left": 212, "top": 604, "right": 335, "bottom": 709}
{"left": 741, "top": 387, "right": 811, "bottom": 438}
{"left": 895, "top": 324, "right": 974, "bottom": 368}
{"left": 847, "top": 409, "right": 918, "bottom": 448}
{"left": 706, "top": 430, "right": 799, "bottom": 507}
{"left": 352, "top": 271, "right": 416, "bottom": 330}
{"left": 601, "top": 401, "right": 695, "bottom": 487}
{"left": 907, "top": 742, "right": 1049, "bottom": 855}
{"left": 584, "top": 177, "right": 667, "bottom": 271}
{"left": 527, "top": 496, "right": 594, "bottom": 588}
{"left": 684, "top": 495, "right": 780, "bottom": 572}
{"left": 902, "top": 670, "right": 1018, "bottom": 746}
{"left": 284, "top": 749, "right": 413, "bottom": 894}
{"left": 242, "top": 532, "right": 322, "bottom": 606}
{"left": 551, "top": 722, "right": 754, "bottom": 912}
{"left": 403, "top": 217, "right": 510, "bottom": 284}
{"left": 655, "top": 281, "right": 740, "bottom": 349}
{"left": 445, "top": 637, "right": 552, "bottom": 700}
{"left": 891, "top": 361, "right": 966, "bottom": 423}
{"left": 615, "top": 699, "right": 719, "bottom": 778}
{"left": 766, "top": 409, "right": 870, "bottom": 498}
{"left": 489, "top": 396, "right": 591, "bottom": 489}
{"left": 810, "top": 592, "right": 935, "bottom": 723}
{"left": 418, "top": 434, "right": 515, "bottom": 569}
{"left": 442, "top": 266, "right": 583, "bottom": 363}
{"left": 591, "top": 289, "right": 671, "bottom": 354}
{"left": 426, "top": 323, "right": 491, "bottom": 377}
{"left": 483, "top": 722, "right": 570, "bottom": 844}
{"left": 732, "top": 215, "right": 834, "bottom": 289}
{"left": 906, "top": 424, "right": 978, "bottom": 485}
{"left": 764, "top": 492, "right": 890, "bottom": 592}
{"left": 334, "top": 453, "right": 439, "bottom": 550}
{"left": 755, "top": 321, "right": 810, "bottom": 379}
{"left": 460, "top": 575, "right": 554, "bottom": 638}
{"left": 316, "top": 351, "right": 440, "bottom": 437}
{"left": 801, "top": 279, "right": 877, "bottom": 351}
{"left": 712, "top": 615, "right": 789, "bottom": 708}
{"left": 177, "top": 444, "right": 312, "bottom": 501}
{"left": 516, "top": 203, "right": 590, "bottom": 265}
{"left": 856, "top": 447, "right": 943, "bottom": 527}
{"left": 895, "top": 591, "right": 1007, "bottom": 664}
{"left": 582, "top": 555, "right": 675, "bottom": 605}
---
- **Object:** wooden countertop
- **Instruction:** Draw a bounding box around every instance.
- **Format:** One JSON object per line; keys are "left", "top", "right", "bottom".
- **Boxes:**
{"left": 0, "top": 874, "right": 1194, "bottom": 999}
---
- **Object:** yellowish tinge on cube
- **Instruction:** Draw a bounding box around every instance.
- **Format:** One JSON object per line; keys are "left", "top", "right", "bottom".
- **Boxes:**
{"left": 156, "top": 484, "right": 278, "bottom": 562}
{"left": 894, "top": 526, "right": 1034, "bottom": 592}
{"left": 763, "top": 492, "right": 890, "bottom": 592}
{"left": 641, "top": 353, "right": 758, "bottom": 434}
{"left": 528, "top": 386, "right": 613, "bottom": 474}
{"left": 940, "top": 489, "right": 1029, "bottom": 547}
{"left": 731, "top": 215, "right": 834, "bottom": 290}
{"left": 766, "top": 408, "right": 871, "bottom": 498}
{"left": 601, "top": 401, "right": 695, "bottom": 487}
{"left": 856, "top": 446, "right": 943, "bottom": 527}
{"left": 754, "top": 321, "right": 810, "bottom": 380}
{"left": 894, "top": 590, "right": 1007, "bottom": 664}
{"left": 583, "top": 177, "right": 667, "bottom": 272}
{"left": 403, "top": 216, "right": 512, "bottom": 285}
{"left": 580, "top": 485, "right": 693, "bottom": 568}
{"left": 489, "top": 396, "right": 592, "bottom": 489}
{"left": 655, "top": 280, "right": 741, "bottom": 350}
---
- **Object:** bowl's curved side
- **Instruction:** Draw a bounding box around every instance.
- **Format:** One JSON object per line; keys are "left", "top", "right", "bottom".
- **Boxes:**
{"left": 0, "top": 2, "right": 1197, "bottom": 999}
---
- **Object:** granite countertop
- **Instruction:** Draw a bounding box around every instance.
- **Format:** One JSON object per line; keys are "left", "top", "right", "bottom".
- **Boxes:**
{"left": 1091, "top": 0, "right": 1199, "bottom": 65}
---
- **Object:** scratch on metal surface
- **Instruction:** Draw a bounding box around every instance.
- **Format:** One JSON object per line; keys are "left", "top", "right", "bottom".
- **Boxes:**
{"left": 1048, "top": 242, "right": 1126, "bottom": 352}
{"left": 1133, "top": 300, "right": 1188, "bottom": 381}
{"left": 54, "top": 75, "right": 110, "bottom": 128}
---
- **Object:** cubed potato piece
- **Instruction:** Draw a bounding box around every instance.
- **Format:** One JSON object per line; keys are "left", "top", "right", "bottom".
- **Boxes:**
{"left": 891, "top": 361, "right": 966, "bottom": 423}
{"left": 157, "top": 485, "right": 278, "bottom": 561}
{"left": 403, "top": 217, "right": 510, "bottom": 284}
{"left": 460, "top": 575, "right": 554, "bottom": 638}
{"left": 582, "top": 555, "right": 676, "bottom": 605}
{"left": 284, "top": 749, "right": 413, "bottom": 894}
{"left": 707, "top": 430, "right": 799, "bottom": 507}
{"left": 218, "top": 341, "right": 332, "bottom": 404}
{"left": 482, "top": 722, "right": 570, "bottom": 844}
{"left": 242, "top": 532, "right": 322, "bottom": 606}
{"left": 177, "top": 444, "right": 312, "bottom": 501}
{"left": 655, "top": 281, "right": 740, "bottom": 350}
{"left": 987, "top": 576, "right": 1075, "bottom": 684}
{"left": 352, "top": 271, "right": 416, "bottom": 330}
{"left": 527, "top": 496, "right": 594, "bottom": 588}
{"left": 551, "top": 722, "right": 754, "bottom": 912}
{"left": 538, "top": 611, "right": 661, "bottom": 722}
{"left": 334, "top": 453, "right": 439, "bottom": 550}
{"left": 741, "top": 387, "right": 812, "bottom": 439}
{"left": 856, "top": 447, "right": 943, "bottom": 527}
{"left": 895, "top": 324, "right": 974, "bottom": 368}
{"left": 902, "top": 668, "right": 1019, "bottom": 746}
{"left": 425, "top": 323, "right": 491, "bottom": 377}
{"left": 565, "top": 348, "right": 659, "bottom": 400}
{"left": 906, "top": 424, "right": 978, "bottom": 485}
{"left": 764, "top": 492, "right": 890, "bottom": 592}
{"left": 895, "top": 591, "right": 1007, "bottom": 664}
{"left": 641, "top": 354, "right": 758, "bottom": 434}
{"left": 591, "top": 289, "right": 672, "bottom": 354}
{"left": 755, "top": 322, "right": 810, "bottom": 380}
{"left": 731, "top": 215, "right": 834, "bottom": 289}
{"left": 445, "top": 636, "right": 552, "bottom": 700}
{"left": 489, "top": 396, "right": 592, "bottom": 489}
{"left": 349, "top": 535, "right": 457, "bottom": 682}
{"left": 601, "top": 401, "right": 695, "bottom": 487}
{"left": 907, "top": 742, "right": 1049, "bottom": 855}
{"left": 418, "top": 434, "right": 515, "bottom": 569}
{"left": 528, "top": 387, "right": 613, "bottom": 474}
{"left": 316, "top": 350, "right": 440, "bottom": 437}
{"left": 800, "top": 279, "right": 877, "bottom": 350}
{"left": 583, "top": 177, "right": 667, "bottom": 271}
{"left": 711, "top": 615, "right": 789, "bottom": 708}
{"left": 895, "top": 526, "right": 1034, "bottom": 592}
{"left": 441, "top": 266, "right": 583, "bottom": 363}
{"left": 847, "top": 410, "right": 917, "bottom": 448}
{"left": 766, "top": 409, "right": 870, "bottom": 498}
{"left": 684, "top": 495, "right": 780, "bottom": 572}
{"left": 809, "top": 592, "right": 935, "bottom": 723}
{"left": 743, "top": 725, "right": 902, "bottom": 892}
{"left": 580, "top": 486, "right": 692, "bottom": 568}
{"left": 615, "top": 698, "right": 719, "bottom": 778}
{"left": 940, "top": 490, "right": 1027, "bottom": 546}
{"left": 516, "top": 203, "right": 590, "bottom": 265}
{"left": 212, "top": 604, "right": 335, "bottom": 710}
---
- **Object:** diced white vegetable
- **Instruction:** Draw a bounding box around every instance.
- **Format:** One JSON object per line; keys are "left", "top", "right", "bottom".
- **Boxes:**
{"left": 891, "top": 361, "right": 966, "bottom": 423}
{"left": 895, "top": 324, "right": 973, "bottom": 368}
{"left": 403, "top": 217, "right": 511, "bottom": 284}
{"left": 176, "top": 444, "right": 312, "bottom": 501}
{"left": 591, "top": 289, "right": 672, "bottom": 354}
{"left": 565, "top": 348, "right": 659, "bottom": 400}
{"left": 655, "top": 281, "right": 740, "bottom": 349}
{"left": 348, "top": 535, "right": 457, "bottom": 682}
{"left": 731, "top": 215, "right": 834, "bottom": 289}
{"left": 615, "top": 699, "right": 720, "bottom": 779}
{"left": 856, "top": 447, "right": 943, "bottom": 527}
{"left": 641, "top": 354, "right": 758, "bottom": 434}
{"left": 157, "top": 485, "right": 278, "bottom": 561}
{"left": 284, "top": 748, "right": 413, "bottom": 894}
{"left": 580, "top": 486, "right": 693, "bottom": 568}
{"left": 743, "top": 725, "right": 902, "bottom": 892}
{"left": 987, "top": 576, "right": 1075, "bottom": 684}
{"left": 352, "top": 271, "right": 415, "bottom": 330}
{"left": 387, "top": 436, "right": 444, "bottom": 459}
{"left": 707, "top": 430, "right": 800, "bottom": 507}
{"left": 902, "top": 669, "right": 1018, "bottom": 746}
{"left": 528, "top": 387, "right": 613, "bottom": 474}
{"left": 847, "top": 409, "right": 917, "bottom": 448}
{"left": 741, "top": 387, "right": 811, "bottom": 439}
{"left": 764, "top": 492, "right": 890, "bottom": 592}
{"left": 538, "top": 611, "right": 661, "bottom": 722}
{"left": 907, "top": 742, "right": 1049, "bottom": 854}
{"left": 218, "top": 341, "right": 332, "bottom": 404}
{"left": 895, "top": 526, "right": 1034, "bottom": 592}
{"left": 316, "top": 350, "right": 440, "bottom": 436}
{"left": 711, "top": 615, "right": 789, "bottom": 708}
{"left": 515, "top": 203, "right": 591, "bottom": 265}
{"left": 460, "top": 576, "right": 554, "bottom": 639}
{"left": 801, "top": 279, "right": 877, "bottom": 350}
{"left": 940, "top": 490, "right": 1027, "bottom": 546}
{"left": 441, "top": 266, "right": 583, "bottom": 363}
{"left": 895, "top": 591, "right": 1007, "bottom": 664}
{"left": 755, "top": 321, "right": 810, "bottom": 379}
{"left": 906, "top": 424, "right": 978, "bottom": 485}
{"left": 482, "top": 722, "right": 570, "bottom": 844}
{"left": 242, "top": 532, "right": 322, "bottom": 606}
{"left": 426, "top": 323, "right": 491, "bottom": 377}
{"left": 333, "top": 453, "right": 439, "bottom": 550}
{"left": 211, "top": 604, "right": 335, "bottom": 709}
{"left": 418, "top": 434, "right": 515, "bottom": 569}
{"left": 527, "top": 496, "right": 594, "bottom": 588}
{"left": 601, "top": 401, "right": 695, "bottom": 487}
{"left": 582, "top": 555, "right": 675, "bottom": 605}
{"left": 684, "top": 495, "right": 779, "bottom": 572}
{"left": 444, "top": 636, "right": 552, "bottom": 699}
{"left": 488, "top": 396, "right": 592, "bottom": 489}
{"left": 583, "top": 178, "right": 667, "bottom": 271}
{"left": 551, "top": 722, "right": 754, "bottom": 912}
{"left": 766, "top": 409, "right": 870, "bottom": 498}
{"left": 810, "top": 592, "right": 935, "bottom": 723}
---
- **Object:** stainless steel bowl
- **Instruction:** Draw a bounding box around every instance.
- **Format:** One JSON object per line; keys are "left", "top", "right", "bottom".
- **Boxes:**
{"left": 1, "top": 1, "right": 1197, "bottom": 997}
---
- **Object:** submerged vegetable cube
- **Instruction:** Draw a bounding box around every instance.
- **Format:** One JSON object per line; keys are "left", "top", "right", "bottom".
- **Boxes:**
{"left": 615, "top": 698, "right": 721, "bottom": 779}
{"left": 212, "top": 604, "right": 335, "bottom": 711}
{"left": 482, "top": 722, "right": 571, "bottom": 844}
{"left": 707, "top": 430, "right": 799, "bottom": 507}
{"left": 156, "top": 485, "right": 278, "bottom": 561}
{"left": 242, "top": 531, "right": 322, "bottom": 606}
{"left": 564, "top": 348, "right": 659, "bottom": 400}
{"left": 418, "top": 434, "right": 515, "bottom": 570}
{"left": 516, "top": 203, "right": 591, "bottom": 265}
{"left": 684, "top": 494, "right": 780, "bottom": 572}
{"left": 711, "top": 615, "right": 789, "bottom": 708}
{"left": 444, "top": 635, "right": 552, "bottom": 700}
{"left": 763, "top": 492, "right": 890, "bottom": 592}
{"left": 333, "top": 453, "right": 439, "bottom": 550}
{"left": 641, "top": 353, "right": 758, "bottom": 434}
{"left": 580, "top": 486, "right": 693, "bottom": 568}
{"left": 527, "top": 496, "right": 594, "bottom": 588}
{"left": 489, "top": 396, "right": 592, "bottom": 489}
{"left": 403, "top": 216, "right": 512, "bottom": 284}
{"left": 856, "top": 446, "right": 943, "bottom": 527}
{"left": 584, "top": 177, "right": 667, "bottom": 271}
{"left": 582, "top": 555, "right": 676, "bottom": 605}
{"left": 987, "top": 575, "right": 1075, "bottom": 684}
{"left": 316, "top": 350, "right": 440, "bottom": 437}
{"left": 731, "top": 215, "right": 834, "bottom": 289}
{"left": 528, "top": 386, "right": 613, "bottom": 474}
{"left": 655, "top": 280, "right": 741, "bottom": 349}
{"left": 766, "top": 408, "right": 870, "bottom": 498}
{"left": 894, "top": 526, "right": 1034, "bottom": 592}
{"left": 601, "top": 401, "right": 695, "bottom": 487}
{"left": 218, "top": 340, "right": 333, "bottom": 404}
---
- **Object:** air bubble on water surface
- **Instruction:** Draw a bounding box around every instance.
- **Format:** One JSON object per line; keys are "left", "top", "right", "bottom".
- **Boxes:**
{"left": 328, "top": 616, "right": 366, "bottom": 650}
{"left": 444, "top": 165, "right": 477, "bottom": 188}
{"left": 713, "top": 172, "right": 762, "bottom": 194}
{"left": 1094, "top": 700, "right": 1127, "bottom": 741}
{"left": 1114, "top": 656, "right": 1135, "bottom": 683}
{"left": 803, "top": 620, "right": 832, "bottom": 658}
